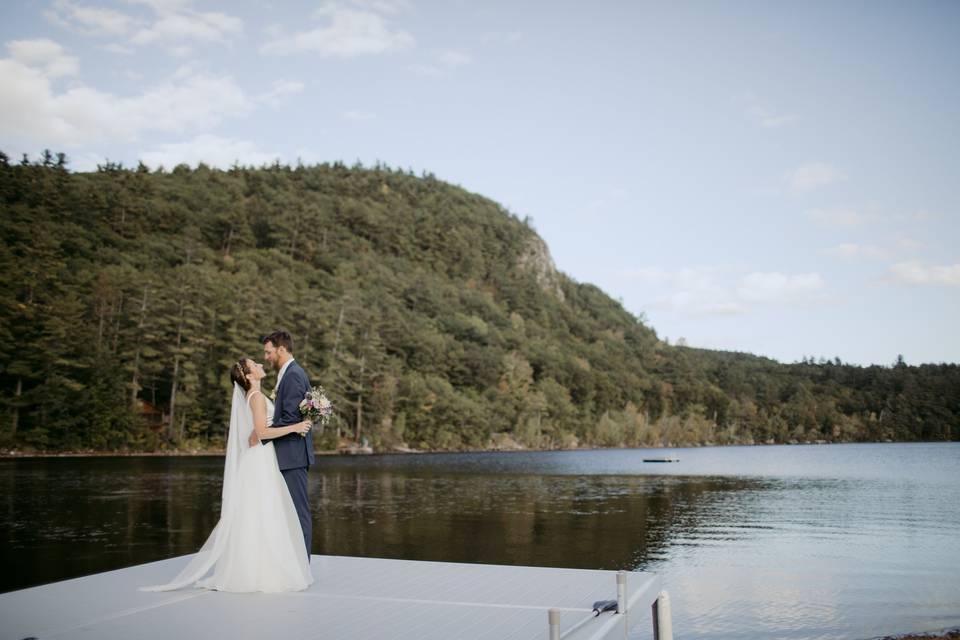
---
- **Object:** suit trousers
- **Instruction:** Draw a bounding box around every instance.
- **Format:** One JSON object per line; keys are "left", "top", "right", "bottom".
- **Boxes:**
{"left": 280, "top": 465, "right": 311, "bottom": 557}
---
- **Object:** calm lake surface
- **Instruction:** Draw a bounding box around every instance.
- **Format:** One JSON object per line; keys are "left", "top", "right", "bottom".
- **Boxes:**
{"left": 1, "top": 443, "right": 958, "bottom": 639}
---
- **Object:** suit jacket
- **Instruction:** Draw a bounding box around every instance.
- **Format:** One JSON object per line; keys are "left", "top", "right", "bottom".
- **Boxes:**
{"left": 270, "top": 360, "right": 316, "bottom": 470}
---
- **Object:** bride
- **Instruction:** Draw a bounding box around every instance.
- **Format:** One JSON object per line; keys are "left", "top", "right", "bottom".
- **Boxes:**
{"left": 142, "top": 358, "right": 314, "bottom": 593}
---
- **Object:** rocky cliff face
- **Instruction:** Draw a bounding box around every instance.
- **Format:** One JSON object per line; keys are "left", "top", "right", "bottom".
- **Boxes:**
{"left": 517, "top": 233, "right": 566, "bottom": 301}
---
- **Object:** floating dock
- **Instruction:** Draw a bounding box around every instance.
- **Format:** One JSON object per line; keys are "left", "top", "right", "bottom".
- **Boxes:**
{"left": 0, "top": 554, "right": 670, "bottom": 640}
{"left": 642, "top": 457, "right": 679, "bottom": 463}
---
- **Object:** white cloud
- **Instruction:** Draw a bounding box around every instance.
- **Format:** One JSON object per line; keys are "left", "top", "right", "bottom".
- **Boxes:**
{"left": 102, "top": 42, "right": 135, "bottom": 54}
{"left": 910, "top": 210, "right": 939, "bottom": 222}
{"left": 805, "top": 206, "right": 872, "bottom": 228}
{"left": 895, "top": 235, "right": 924, "bottom": 251}
{"left": 481, "top": 30, "right": 523, "bottom": 44}
{"left": 584, "top": 187, "right": 628, "bottom": 214}
{"left": 747, "top": 106, "right": 798, "bottom": 128}
{"left": 46, "top": 0, "right": 136, "bottom": 36}
{"left": 411, "top": 48, "right": 472, "bottom": 76}
{"left": 823, "top": 235, "right": 927, "bottom": 262}
{"left": 349, "top": 0, "right": 413, "bottom": 14}
{"left": 890, "top": 209, "right": 941, "bottom": 224}
{"left": 130, "top": 10, "right": 242, "bottom": 46}
{"left": 652, "top": 289, "right": 746, "bottom": 316}
{"left": 6, "top": 39, "right": 79, "bottom": 77}
{"left": 789, "top": 163, "right": 846, "bottom": 193}
{"left": 822, "top": 243, "right": 887, "bottom": 261}
{"left": 258, "top": 79, "right": 305, "bottom": 108}
{"left": 736, "top": 272, "right": 824, "bottom": 302}
{"left": 47, "top": 0, "right": 243, "bottom": 53}
{"left": 0, "top": 47, "right": 252, "bottom": 146}
{"left": 734, "top": 92, "right": 798, "bottom": 128}
{"left": 261, "top": 5, "right": 413, "bottom": 57}
{"left": 138, "top": 134, "right": 282, "bottom": 169}
{"left": 438, "top": 50, "right": 471, "bottom": 68}
{"left": 342, "top": 109, "right": 376, "bottom": 120}
{"left": 621, "top": 267, "right": 671, "bottom": 284}
{"left": 886, "top": 262, "right": 960, "bottom": 287}
{"left": 623, "top": 266, "right": 743, "bottom": 315}
{"left": 625, "top": 266, "right": 826, "bottom": 315}
{"left": 122, "top": 0, "right": 194, "bottom": 11}
{"left": 263, "top": 23, "right": 284, "bottom": 39}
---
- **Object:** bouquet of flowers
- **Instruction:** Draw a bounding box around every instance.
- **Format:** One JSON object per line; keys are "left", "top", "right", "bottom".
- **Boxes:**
{"left": 299, "top": 386, "right": 333, "bottom": 436}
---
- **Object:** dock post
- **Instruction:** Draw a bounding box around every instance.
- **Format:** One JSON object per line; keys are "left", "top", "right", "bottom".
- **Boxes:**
{"left": 616, "top": 570, "right": 626, "bottom": 613}
{"left": 652, "top": 590, "right": 673, "bottom": 640}
{"left": 548, "top": 608, "right": 561, "bottom": 640}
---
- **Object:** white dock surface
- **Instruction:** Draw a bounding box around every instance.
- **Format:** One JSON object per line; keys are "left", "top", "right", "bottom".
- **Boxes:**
{"left": 1, "top": 554, "right": 660, "bottom": 640}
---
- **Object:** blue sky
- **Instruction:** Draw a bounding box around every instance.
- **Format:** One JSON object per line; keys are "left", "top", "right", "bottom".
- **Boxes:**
{"left": 1, "top": 0, "right": 958, "bottom": 365}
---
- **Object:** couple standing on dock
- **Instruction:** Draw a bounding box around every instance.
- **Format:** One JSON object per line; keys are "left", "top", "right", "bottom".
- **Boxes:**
{"left": 143, "top": 331, "right": 316, "bottom": 593}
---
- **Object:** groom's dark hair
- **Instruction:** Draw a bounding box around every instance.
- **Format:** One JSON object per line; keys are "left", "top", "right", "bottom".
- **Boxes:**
{"left": 263, "top": 330, "right": 294, "bottom": 354}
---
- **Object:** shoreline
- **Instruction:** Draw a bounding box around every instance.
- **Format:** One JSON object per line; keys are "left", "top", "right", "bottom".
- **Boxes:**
{"left": 0, "top": 439, "right": 946, "bottom": 460}
{"left": 873, "top": 631, "right": 959, "bottom": 640}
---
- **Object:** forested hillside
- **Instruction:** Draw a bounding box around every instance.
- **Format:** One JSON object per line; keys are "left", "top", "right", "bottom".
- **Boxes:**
{"left": 1, "top": 151, "right": 957, "bottom": 452}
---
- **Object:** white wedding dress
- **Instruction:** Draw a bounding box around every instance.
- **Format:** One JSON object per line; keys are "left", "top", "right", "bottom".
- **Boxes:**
{"left": 141, "top": 384, "right": 313, "bottom": 593}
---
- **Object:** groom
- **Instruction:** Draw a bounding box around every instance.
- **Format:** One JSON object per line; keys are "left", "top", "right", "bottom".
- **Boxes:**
{"left": 262, "top": 330, "right": 315, "bottom": 557}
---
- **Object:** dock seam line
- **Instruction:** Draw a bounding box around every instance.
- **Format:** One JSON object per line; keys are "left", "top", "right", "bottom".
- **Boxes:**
{"left": 44, "top": 590, "right": 212, "bottom": 638}
{"left": 286, "top": 590, "right": 594, "bottom": 613}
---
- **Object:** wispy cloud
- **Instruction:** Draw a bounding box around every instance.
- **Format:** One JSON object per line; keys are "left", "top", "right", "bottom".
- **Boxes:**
{"left": 481, "top": 30, "right": 523, "bottom": 45}
{"left": 734, "top": 91, "right": 798, "bottom": 129}
{"left": 821, "top": 243, "right": 887, "bottom": 261}
{"left": 895, "top": 235, "right": 925, "bottom": 251}
{"left": 258, "top": 79, "right": 305, "bottom": 108}
{"left": 890, "top": 210, "right": 941, "bottom": 224}
{"left": 886, "top": 262, "right": 960, "bottom": 287}
{"left": 736, "top": 271, "right": 824, "bottom": 303}
{"left": 342, "top": 109, "right": 376, "bottom": 120}
{"left": 46, "top": 0, "right": 135, "bottom": 37}
{"left": 789, "top": 162, "right": 846, "bottom": 193}
{"left": 909, "top": 210, "right": 939, "bottom": 222}
{"left": 130, "top": 10, "right": 242, "bottom": 47}
{"left": 124, "top": 0, "right": 195, "bottom": 11}
{"left": 805, "top": 206, "right": 874, "bottom": 228}
{"left": 623, "top": 266, "right": 826, "bottom": 315}
{"left": 349, "top": 0, "right": 413, "bottom": 14}
{"left": 261, "top": 3, "right": 413, "bottom": 57}
{"left": 102, "top": 42, "right": 135, "bottom": 55}
{"left": 584, "top": 187, "right": 628, "bottom": 214}
{"left": 138, "top": 134, "right": 282, "bottom": 169}
{"left": 410, "top": 49, "right": 472, "bottom": 76}
{"left": 822, "top": 235, "right": 925, "bottom": 262}
{"left": 47, "top": 0, "right": 243, "bottom": 54}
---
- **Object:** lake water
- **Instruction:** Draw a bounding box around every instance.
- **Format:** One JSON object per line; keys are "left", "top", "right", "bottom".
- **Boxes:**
{"left": 1, "top": 443, "right": 958, "bottom": 639}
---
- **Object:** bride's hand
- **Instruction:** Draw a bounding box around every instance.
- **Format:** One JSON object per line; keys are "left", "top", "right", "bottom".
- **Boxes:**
{"left": 292, "top": 421, "right": 311, "bottom": 435}
{"left": 248, "top": 432, "right": 260, "bottom": 447}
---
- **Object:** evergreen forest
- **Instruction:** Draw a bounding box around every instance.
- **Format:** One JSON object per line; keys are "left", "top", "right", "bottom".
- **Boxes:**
{"left": 1, "top": 150, "right": 957, "bottom": 453}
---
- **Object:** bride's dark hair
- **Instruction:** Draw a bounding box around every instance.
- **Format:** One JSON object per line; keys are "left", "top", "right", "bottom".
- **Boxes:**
{"left": 230, "top": 358, "right": 252, "bottom": 391}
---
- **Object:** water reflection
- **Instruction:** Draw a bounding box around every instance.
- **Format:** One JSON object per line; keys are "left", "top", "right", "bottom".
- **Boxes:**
{"left": 311, "top": 471, "right": 764, "bottom": 571}
{"left": 1, "top": 456, "right": 766, "bottom": 592}
{"left": 1, "top": 444, "right": 959, "bottom": 640}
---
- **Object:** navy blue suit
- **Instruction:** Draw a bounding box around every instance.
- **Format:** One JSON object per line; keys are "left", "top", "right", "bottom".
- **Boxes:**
{"left": 270, "top": 360, "right": 315, "bottom": 556}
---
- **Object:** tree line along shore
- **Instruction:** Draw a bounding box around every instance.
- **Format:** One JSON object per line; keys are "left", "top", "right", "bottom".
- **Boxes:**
{"left": 1, "top": 151, "right": 958, "bottom": 454}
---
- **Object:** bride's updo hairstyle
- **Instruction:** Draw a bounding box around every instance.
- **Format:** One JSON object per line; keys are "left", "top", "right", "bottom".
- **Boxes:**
{"left": 230, "top": 358, "right": 252, "bottom": 391}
